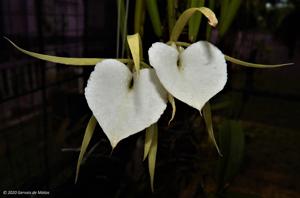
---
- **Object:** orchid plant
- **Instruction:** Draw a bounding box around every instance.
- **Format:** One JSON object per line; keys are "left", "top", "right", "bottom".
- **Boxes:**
{"left": 6, "top": 2, "right": 292, "bottom": 194}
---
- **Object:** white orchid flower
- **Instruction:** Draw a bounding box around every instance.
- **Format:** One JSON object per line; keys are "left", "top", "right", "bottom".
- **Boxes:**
{"left": 84, "top": 59, "right": 167, "bottom": 148}
{"left": 149, "top": 41, "right": 227, "bottom": 112}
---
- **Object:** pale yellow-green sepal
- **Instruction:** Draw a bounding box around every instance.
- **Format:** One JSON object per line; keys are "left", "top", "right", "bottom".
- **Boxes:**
{"left": 170, "top": 41, "right": 293, "bottom": 68}
{"left": 148, "top": 123, "right": 158, "bottom": 192}
{"left": 5, "top": 37, "right": 128, "bottom": 66}
{"left": 168, "top": 94, "right": 176, "bottom": 125}
{"left": 225, "top": 55, "right": 293, "bottom": 68}
{"left": 202, "top": 102, "right": 222, "bottom": 156}
{"left": 127, "top": 33, "right": 142, "bottom": 74}
{"left": 75, "top": 115, "right": 97, "bottom": 183}
{"left": 170, "top": 7, "right": 218, "bottom": 42}
{"left": 144, "top": 124, "right": 155, "bottom": 161}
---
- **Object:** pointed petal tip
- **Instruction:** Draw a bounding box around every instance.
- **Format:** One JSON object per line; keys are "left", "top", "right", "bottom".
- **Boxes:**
{"left": 110, "top": 139, "right": 119, "bottom": 149}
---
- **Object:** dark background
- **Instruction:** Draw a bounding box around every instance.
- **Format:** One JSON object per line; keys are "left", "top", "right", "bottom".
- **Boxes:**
{"left": 0, "top": 0, "right": 299, "bottom": 197}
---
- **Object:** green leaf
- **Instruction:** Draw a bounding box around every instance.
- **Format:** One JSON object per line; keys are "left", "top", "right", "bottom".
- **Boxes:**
{"left": 116, "top": 0, "right": 125, "bottom": 57}
{"left": 211, "top": 100, "right": 230, "bottom": 111}
{"left": 217, "top": 120, "right": 244, "bottom": 190}
{"left": 170, "top": 7, "right": 218, "bottom": 42}
{"left": 202, "top": 102, "right": 222, "bottom": 156}
{"left": 148, "top": 122, "right": 158, "bottom": 192}
{"left": 167, "top": 94, "right": 176, "bottom": 125}
{"left": 127, "top": 33, "right": 142, "bottom": 74}
{"left": 188, "top": 0, "right": 205, "bottom": 42}
{"left": 75, "top": 115, "right": 97, "bottom": 183}
{"left": 225, "top": 55, "right": 293, "bottom": 68}
{"left": 146, "top": 0, "right": 162, "bottom": 37}
{"left": 220, "top": 0, "right": 229, "bottom": 27}
{"left": 219, "top": 0, "right": 242, "bottom": 38}
{"left": 5, "top": 37, "right": 128, "bottom": 65}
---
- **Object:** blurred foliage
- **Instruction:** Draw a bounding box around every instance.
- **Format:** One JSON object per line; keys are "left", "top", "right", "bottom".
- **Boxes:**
{"left": 216, "top": 120, "right": 245, "bottom": 192}
{"left": 237, "top": 0, "right": 295, "bottom": 31}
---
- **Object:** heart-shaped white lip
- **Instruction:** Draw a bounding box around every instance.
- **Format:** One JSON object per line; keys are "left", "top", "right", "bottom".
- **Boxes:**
{"left": 148, "top": 41, "right": 227, "bottom": 111}
{"left": 85, "top": 60, "right": 167, "bottom": 148}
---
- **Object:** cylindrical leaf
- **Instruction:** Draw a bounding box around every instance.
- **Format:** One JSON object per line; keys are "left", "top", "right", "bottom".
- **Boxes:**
{"left": 188, "top": 0, "right": 205, "bottom": 42}
{"left": 146, "top": 0, "right": 163, "bottom": 37}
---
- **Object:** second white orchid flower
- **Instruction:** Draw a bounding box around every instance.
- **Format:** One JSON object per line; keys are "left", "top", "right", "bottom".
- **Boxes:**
{"left": 149, "top": 41, "right": 227, "bottom": 112}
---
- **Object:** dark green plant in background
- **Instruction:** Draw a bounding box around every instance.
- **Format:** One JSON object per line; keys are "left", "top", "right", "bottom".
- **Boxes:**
{"left": 6, "top": 0, "right": 294, "bottom": 197}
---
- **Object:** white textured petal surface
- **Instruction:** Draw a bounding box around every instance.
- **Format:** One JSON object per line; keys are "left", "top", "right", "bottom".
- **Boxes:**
{"left": 149, "top": 41, "right": 227, "bottom": 110}
{"left": 85, "top": 60, "right": 167, "bottom": 148}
